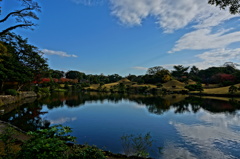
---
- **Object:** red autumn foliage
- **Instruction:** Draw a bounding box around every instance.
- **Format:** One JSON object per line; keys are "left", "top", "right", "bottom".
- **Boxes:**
{"left": 32, "top": 77, "right": 78, "bottom": 84}
{"left": 211, "top": 73, "right": 235, "bottom": 83}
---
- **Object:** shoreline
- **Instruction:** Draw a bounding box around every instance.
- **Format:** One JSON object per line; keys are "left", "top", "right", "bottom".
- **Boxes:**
{"left": 0, "top": 91, "right": 37, "bottom": 107}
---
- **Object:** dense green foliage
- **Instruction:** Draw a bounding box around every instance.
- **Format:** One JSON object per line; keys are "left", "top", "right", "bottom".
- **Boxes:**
{"left": 0, "top": 127, "right": 18, "bottom": 159}
{"left": 0, "top": 33, "right": 48, "bottom": 92}
{"left": 18, "top": 125, "right": 75, "bottom": 159}
{"left": 185, "top": 83, "right": 203, "bottom": 92}
{"left": 18, "top": 125, "right": 106, "bottom": 159}
{"left": 50, "top": 69, "right": 65, "bottom": 79}
{"left": 68, "top": 145, "right": 106, "bottom": 159}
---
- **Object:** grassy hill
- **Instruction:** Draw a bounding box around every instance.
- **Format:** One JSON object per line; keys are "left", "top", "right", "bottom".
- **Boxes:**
{"left": 85, "top": 79, "right": 240, "bottom": 96}
{"left": 202, "top": 84, "right": 240, "bottom": 95}
{"left": 162, "top": 80, "right": 188, "bottom": 91}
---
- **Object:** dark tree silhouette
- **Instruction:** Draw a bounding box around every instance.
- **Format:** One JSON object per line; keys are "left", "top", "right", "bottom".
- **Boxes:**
{"left": 0, "top": 0, "right": 40, "bottom": 36}
{"left": 209, "top": 0, "right": 240, "bottom": 14}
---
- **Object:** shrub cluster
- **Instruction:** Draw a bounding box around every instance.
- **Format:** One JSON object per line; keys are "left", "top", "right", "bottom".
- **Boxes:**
{"left": 5, "top": 89, "right": 18, "bottom": 96}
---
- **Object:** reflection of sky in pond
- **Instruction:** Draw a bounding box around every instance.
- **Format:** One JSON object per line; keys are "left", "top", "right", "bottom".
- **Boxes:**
{"left": 40, "top": 100, "right": 240, "bottom": 159}
{"left": 168, "top": 112, "right": 240, "bottom": 159}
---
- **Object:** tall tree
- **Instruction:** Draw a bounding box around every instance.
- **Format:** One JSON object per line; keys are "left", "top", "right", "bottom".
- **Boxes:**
{"left": 146, "top": 66, "right": 171, "bottom": 83}
{"left": 50, "top": 70, "right": 65, "bottom": 79}
{"left": 66, "top": 70, "right": 85, "bottom": 80}
{"left": 0, "top": 33, "right": 48, "bottom": 91}
{"left": 0, "top": 0, "right": 40, "bottom": 36}
{"left": 171, "top": 65, "right": 189, "bottom": 80}
{"left": 189, "top": 66, "right": 200, "bottom": 81}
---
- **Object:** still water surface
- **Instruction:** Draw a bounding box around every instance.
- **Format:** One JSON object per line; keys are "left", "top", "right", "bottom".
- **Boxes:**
{"left": 1, "top": 92, "right": 240, "bottom": 159}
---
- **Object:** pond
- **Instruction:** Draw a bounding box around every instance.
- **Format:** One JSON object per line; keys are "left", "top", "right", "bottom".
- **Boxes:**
{"left": 1, "top": 92, "right": 240, "bottom": 159}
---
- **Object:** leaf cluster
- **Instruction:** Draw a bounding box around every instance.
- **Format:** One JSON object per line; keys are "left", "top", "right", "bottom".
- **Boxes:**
{"left": 18, "top": 125, "right": 76, "bottom": 159}
{"left": 208, "top": 0, "right": 240, "bottom": 14}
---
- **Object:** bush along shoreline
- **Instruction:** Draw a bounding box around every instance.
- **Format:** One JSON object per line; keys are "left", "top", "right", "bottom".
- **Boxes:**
{"left": 0, "top": 124, "right": 153, "bottom": 159}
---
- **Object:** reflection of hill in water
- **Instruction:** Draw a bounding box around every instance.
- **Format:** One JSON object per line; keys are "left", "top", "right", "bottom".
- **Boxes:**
{"left": 41, "top": 92, "right": 240, "bottom": 115}
{"left": 1, "top": 92, "right": 240, "bottom": 132}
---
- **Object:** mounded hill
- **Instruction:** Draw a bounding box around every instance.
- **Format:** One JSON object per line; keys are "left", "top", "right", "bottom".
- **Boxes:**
{"left": 163, "top": 80, "right": 186, "bottom": 90}
{"left": 187, "top": 79, "right": 197, "bottom": 85}
{"left": 118, "top": 78, "right": 131, "bottom": 83}
{"left": 162, "top": 80, "right": 189, "bottom": 91}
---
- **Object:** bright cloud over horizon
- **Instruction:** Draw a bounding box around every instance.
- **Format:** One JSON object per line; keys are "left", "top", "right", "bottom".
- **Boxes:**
{"left": 42, "top": 49, "right": 78, "bottom": 58}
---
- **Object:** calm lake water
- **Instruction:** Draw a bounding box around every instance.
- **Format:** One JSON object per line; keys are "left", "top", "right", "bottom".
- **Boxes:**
{"left": 1, "top": 92, "right": 240, "bottom": 159}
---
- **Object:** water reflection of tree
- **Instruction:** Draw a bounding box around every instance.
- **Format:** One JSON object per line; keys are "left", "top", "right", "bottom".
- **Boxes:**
{"left": 0, "top": 101, "right": 50, "bottom": 131}
{"left": 172, "top": 96, "right": 240, "bottom": 114}
{"left": 39, "top": 93, "right": 240, "bottom": 115}
{"left": 201, "top": 98, "right": 239, "bottom": 113}
{"left": 129, "top": 97, "right": 171, "bottom": 115}
{"left": 3, "top": 93, "right": 240, "bottom": 132}
{"left": 171, "top": 97, "right": 202, "bottom": 114}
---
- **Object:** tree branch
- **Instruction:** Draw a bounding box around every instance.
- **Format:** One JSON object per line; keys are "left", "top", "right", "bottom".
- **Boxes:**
{"left": 0, "top": 7, "right": 31, "bottom": 23}
{"left": 0, "top": 24, "right": 33, "bottom": 36}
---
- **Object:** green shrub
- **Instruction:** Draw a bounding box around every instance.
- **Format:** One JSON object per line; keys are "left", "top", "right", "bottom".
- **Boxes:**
{"left": 38, "top": 87, "right": 50, "bottom": 93}
{"left": 185, "top": 83, "right": 203, "bottom": 92}
{"left": 229, "top": 85, "right": 238, "bottom": 94}
{"left": 18, "top": 125, "right": 106, "bottom": 159}
{"left": 219, "top": 81, "right": 234, "bottom": 87}
{"left": 156, "top": 83, "right": 163, "bottom": 88}
{"left": 0, "top": 127, "right": 18, "bottom": 158}
{"left": 81, "top": 83, "right": 90, "bottom": 88}
{"left": 38, "top": 87, "right": 51, "bottom": 96}
{"left": 18, "top": 125, "right": 76, "bottom": 159}
{"left": 69, "top": 145, "right": 106, "bottom": 159}
{"left": 5, "top": 89, "right": 18, "bottom": 96}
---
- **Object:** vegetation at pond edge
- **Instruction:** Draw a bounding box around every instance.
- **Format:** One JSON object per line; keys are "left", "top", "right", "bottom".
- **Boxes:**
{"left": 0, "top": 125, "right": 106, "bottom": 159}
{"left": 0, "top": 124, "right": 155, "bottom": 159}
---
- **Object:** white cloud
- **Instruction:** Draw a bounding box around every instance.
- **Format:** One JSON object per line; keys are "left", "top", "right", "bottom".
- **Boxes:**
{"left": 178, "top": 48, "right": 240, "bottom": 69}
{"left": 169, "top": 29, "right": 240, "bottom": 53}
{"left": 196, "top": 48, "right": 240, "bottom": 64}
{"left": 109, "top": 0, "right": 240, "bottom": 60}
{"left": 109, "top": 0, "right": 237, "bottom": 32}
{"left": 49, "top": 117, "right": 77, "bottom": 124}
{"left": 162, "top": 142, "right": 197, "bottom": 159}
{"left": 171, "top": 112, "right": 240, "bottom": 159}
{"left": 42, "top": 49, "right": 78, "bottom": 58}
{"left": 71, "top": 0, "right": 104, "bottom": 5}
{"left": 132, "top": 66, "right": 148, "bottom": 71}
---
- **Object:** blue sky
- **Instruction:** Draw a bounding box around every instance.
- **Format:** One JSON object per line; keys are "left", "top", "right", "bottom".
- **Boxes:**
{"left": 2, "top": 0, "right": 240, "bottom": 76}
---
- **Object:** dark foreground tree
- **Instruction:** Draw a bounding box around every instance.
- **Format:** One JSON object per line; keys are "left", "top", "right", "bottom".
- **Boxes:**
{"left": 209, "top": 0, "right": 240, "bottom": 14}
{"left": 0, "top": 33, "right": 48, "bottom": 91}
{"left": 0, "top": 0, "right": 41, "bottom": 36}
